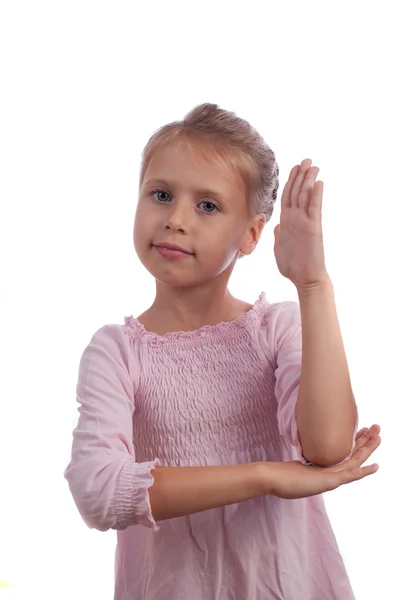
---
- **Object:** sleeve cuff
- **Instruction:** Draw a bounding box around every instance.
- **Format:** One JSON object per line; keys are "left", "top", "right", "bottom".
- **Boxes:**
{"left": 290, "top": 418, "right": 313, "bottom": 465}
{"left": 132, "top": 459, "right": 162, "bottom": 531}
{"left": 114, "top": 458, "right": 162, "bottom": 531}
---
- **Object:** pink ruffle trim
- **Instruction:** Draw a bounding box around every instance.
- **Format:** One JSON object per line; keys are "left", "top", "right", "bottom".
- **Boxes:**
{"left": 123, "top": 292, "right": 267, "bottom": 345}
{"left": 133, "top": 458, "right": 162, "bottom": 532}
{"left": 290, "top": 418, "right": 313, "bottom": 466}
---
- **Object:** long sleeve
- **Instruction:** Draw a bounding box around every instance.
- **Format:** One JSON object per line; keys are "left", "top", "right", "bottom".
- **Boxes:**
{"left": 258, "top": 301, "right": 358, "bottom": 466}
{"left": 64, "top": 324, "right": 161, "bottom": 532}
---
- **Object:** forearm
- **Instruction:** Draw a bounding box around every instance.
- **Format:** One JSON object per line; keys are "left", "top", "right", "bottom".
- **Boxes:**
{"left": 296, "top": 276, "right": 357, "bottom": 466}
{"left": 149, "top": 462, "right": 267, "bottom": 521}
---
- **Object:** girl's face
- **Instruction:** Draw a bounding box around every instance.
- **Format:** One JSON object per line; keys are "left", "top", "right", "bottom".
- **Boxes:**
{"left": 133, "top": 139, "right": 263, "bottom": 288}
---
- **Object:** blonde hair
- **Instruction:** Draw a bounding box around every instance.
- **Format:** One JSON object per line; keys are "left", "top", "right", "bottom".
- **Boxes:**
{"left": 139, "top": 103, "right": 280, "bottom": 258}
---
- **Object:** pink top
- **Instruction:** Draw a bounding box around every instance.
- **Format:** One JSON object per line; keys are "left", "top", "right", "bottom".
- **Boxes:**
{"left": 65, "top": 292, "right": 359, "bottom": 600}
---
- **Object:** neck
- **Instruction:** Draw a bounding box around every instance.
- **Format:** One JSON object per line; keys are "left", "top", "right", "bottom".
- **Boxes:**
{"left": 149, "top": 285, "right": 238, "bottom": 331}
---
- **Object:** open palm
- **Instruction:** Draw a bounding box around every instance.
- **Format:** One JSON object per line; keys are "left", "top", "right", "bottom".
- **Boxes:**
{"left": 268, "top": 424, "right": 381, "bottom": 500}
{"left": 274, "top": 158, "right": 327, "bottom": 288}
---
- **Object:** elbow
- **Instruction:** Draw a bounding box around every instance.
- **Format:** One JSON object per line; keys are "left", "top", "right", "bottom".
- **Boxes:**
{"left": 81, "top": 510, "right": 113, "bottom": 532}
{"left": 307, "top": 454, "right": 345, "bottom": 468}
{"left": 298, "top": 422, "right": 355, "bottom": 467}
{"left": 69, "top": 489, "right": 116, "bottom": 532}
{"left": 65, "top": 470, "right": 117, "bottom": 532}
{"left": 304, "top": 443, "right": 353, "bottom": 467}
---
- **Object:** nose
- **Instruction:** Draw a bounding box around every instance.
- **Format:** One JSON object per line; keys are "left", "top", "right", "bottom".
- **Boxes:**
{"left": 164, "top": 199, "right": 191, "bottom": 232}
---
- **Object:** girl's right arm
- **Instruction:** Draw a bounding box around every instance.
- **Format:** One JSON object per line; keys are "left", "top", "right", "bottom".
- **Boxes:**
{"left": 149, "top": 425, "right": 380, "bottom": 521}
{"left": 149, "top": 462, "right": 267, "bottom": 521}
{"left": 64, "top": 324, "right": 270, "bottom": 532}
{"left": 65, "top": 325, "right": 380, "bottom": 532}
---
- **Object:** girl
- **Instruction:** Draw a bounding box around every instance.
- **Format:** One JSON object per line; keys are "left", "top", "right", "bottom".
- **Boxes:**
{"left": 65, "top": 103, "right": 381, "bottom": 600}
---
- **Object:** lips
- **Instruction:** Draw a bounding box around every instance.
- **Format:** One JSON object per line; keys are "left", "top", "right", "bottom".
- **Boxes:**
{"left": 153, "top": 242, "right": 193, "bottom": 255}
{"left": 154, "top": 245, "right": 194, "bottom": 259}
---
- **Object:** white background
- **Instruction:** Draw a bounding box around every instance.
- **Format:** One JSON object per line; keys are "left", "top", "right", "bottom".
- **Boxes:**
{"left": 1, "top": 1, "right": 397, "bottom": 598}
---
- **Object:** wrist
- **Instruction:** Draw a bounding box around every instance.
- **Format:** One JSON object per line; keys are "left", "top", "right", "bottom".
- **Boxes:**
{"left": 295, "top": 273, "right": 333, "bottom": 299}
{"left": 253, "top": 462, "right": 275, "bottom": 496}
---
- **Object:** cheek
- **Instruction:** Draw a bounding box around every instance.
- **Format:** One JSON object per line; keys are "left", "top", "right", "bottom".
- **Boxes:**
{"left": 203, "top": 228, "right": 238, "bottom": 254}
{"left": 133, "top": 208, "right": 151, "bottom": 244}
{"left": 132, "top": 219, "right": 141, "bottom": 251}
{"left": 197, "top": 236, "right": 240, "bottom": 270}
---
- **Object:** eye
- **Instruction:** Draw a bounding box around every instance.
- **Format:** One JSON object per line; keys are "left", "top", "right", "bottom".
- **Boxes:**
{"left": 150, "top": 189, "right": 220, "bottom": 214}
{"left": 199, "top": 201, "right": 219, "bottom": 214}
{"left": 152, "top": 189, "right": 170, "bottom": 203}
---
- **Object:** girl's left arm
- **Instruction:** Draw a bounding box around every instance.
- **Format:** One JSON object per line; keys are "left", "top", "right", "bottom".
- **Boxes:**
{"left": 295, "top": 276, "right": 358, "bottom": 466}
{"left": 274, "top": 159, "right": 358, "bottom": 467}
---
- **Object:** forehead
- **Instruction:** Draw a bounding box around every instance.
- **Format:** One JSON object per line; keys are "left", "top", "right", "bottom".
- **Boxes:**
{"left": 143, "top": 140, "right": 245, "bottom": 196}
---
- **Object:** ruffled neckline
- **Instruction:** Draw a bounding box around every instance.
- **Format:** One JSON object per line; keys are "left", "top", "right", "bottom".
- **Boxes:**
{"left": 123, "top": 291, "right": 267, "bottom": 344}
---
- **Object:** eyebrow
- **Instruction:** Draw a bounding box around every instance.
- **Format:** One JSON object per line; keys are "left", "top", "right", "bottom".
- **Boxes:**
{"left": 144, "top": 178, "right": 229, "bottom": 203}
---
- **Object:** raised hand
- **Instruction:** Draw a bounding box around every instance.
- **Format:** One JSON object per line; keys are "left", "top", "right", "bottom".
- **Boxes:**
{"left": 274, "top": 158, "right": 327, "bottom": 289}
{"left": 265, "top": 425, "right": 381, "bottom": 500}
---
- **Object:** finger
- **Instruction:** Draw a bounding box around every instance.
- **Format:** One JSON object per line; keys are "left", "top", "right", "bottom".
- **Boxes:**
{"left": 353, "top": 425, "right": 381, "bottom": 451}
{"left": 281, "top": 165, "right": 300, "bottom": 209}
{"left": 291, "top": 159, "right": 312, "bottom": 207}
{"left": 350, "top": 435, "right": 381, "bottom": 466}
{"left": 332, "top": 434, "right": 381, "bottom": 473}
{"left": 369, "top": 424, "right": 381, "bottom": 435}
{"left": 340, "top": 463, "right": 379, "bottom": 486}
{"left": 298, "top": 166, "right": 319, "bottom": 210}
{"left": 325, "top": 460, "right": 379, "bottom": 492}
{"left": 352, "top": 428, "right": 373, "bottom": 454}
{"left": 308, "top": 179, "right": 323, "bottom": 221}
{"left": 355, "top": 427, "right": 368, "bottom": 441}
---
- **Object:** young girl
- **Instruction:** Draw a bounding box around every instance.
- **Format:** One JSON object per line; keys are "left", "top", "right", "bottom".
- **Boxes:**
{"left": 65, "top": 103, "right": 381, "bottom": 600}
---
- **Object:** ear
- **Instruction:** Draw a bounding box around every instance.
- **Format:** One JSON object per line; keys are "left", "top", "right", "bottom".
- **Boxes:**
{"left": 239, "top": 214, "right": 267, "bottom": 256}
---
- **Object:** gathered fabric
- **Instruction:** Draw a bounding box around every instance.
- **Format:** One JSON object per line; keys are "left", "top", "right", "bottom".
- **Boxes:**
{"left": 65, "top": 292, "right": 358, "bottom": 600}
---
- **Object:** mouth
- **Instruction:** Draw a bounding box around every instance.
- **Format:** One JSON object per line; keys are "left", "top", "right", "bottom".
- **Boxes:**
{"left": 152, "top": 244, "right": 194, "bottom": 259}
{"left": 153, "top": 242, "right": 193, "bottom": 253}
